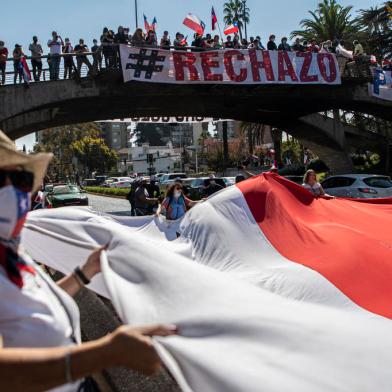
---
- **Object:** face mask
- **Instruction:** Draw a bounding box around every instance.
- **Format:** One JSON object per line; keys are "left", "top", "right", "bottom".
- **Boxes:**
{"left": 174, "top": 190, "right": 181, "bottom": 198}
{"left": 0, "top": 186, "right": 30, "bottom": 241}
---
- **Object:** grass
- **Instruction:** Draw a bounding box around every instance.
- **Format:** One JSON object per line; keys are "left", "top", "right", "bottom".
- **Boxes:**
{"left": 84, "top": 186, "right": 129, "bottom": 197}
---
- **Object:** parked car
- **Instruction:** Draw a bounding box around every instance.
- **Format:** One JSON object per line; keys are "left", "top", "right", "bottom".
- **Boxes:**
{"left": 188, "top": 177, "right": 227, "bottom": 200}
{"left": 46, "top": 185, "right": 89, "bottom": 208}
{"left": 159, "top": 173, "right": 187, "bottom": 185}
{"left": 158, "top": 178, "right": 196, "bottom": 196}
{"left": 109, "top": 177, "right": 134, "bottom": 188}
{"left": 321, "top": 174, "right": 392, "bottom": 199}
{"left": 102, "top": 179, "right": 114, "bottom": 187}
{"left": 223, "top": 177, "right": 236, "bottom": 186}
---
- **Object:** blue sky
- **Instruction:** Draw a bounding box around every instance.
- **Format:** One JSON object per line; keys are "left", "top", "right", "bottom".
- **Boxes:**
{"left": 5, "top": 0, "right": 378, "bottom": 149}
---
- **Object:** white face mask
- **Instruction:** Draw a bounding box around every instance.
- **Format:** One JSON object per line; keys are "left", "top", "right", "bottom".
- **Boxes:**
{"left": 174, "top": 190, "right": 182, "bottom": 199}
{"left": 0, "top": 186, "right": 30, "bottom": 241}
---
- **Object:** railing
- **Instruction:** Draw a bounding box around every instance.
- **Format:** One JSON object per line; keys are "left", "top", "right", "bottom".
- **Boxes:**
{"left": 0, "top": 44, "right": 375, "bottom": 86}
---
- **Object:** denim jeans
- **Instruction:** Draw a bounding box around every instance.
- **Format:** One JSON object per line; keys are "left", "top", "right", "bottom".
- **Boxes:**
{"left": 49, "top": 54, "right": 60, "bottom": 80}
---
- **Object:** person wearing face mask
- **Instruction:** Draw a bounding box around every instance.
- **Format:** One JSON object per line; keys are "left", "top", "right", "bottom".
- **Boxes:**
{"left": 160, "top": 183, "right": 197, "bottom": 221}
{"left": 267, "top": 35, "right": 277, "bottom": 51}
{"left": 0, "top": 130, "right": 177, "bottom": 392}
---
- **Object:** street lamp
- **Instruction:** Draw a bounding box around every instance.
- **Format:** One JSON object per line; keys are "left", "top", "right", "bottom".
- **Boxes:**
{"left": 242, "top": 0, "right": 248, "bottom": 41}
{"left": 134, "top": 0, "right": 139, "bottom": 28}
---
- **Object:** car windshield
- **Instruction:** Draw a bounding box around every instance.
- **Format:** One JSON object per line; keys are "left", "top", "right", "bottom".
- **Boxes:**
{"left": 363, "top": 177, "right": 392, "bottom": 189}
{"left": 53, "top": 185, "right": 80, "bottom": 195}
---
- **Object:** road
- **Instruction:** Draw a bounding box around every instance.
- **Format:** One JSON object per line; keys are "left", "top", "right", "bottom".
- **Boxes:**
{"left": 87, "top": 193, "right": 132, "bottom": 215}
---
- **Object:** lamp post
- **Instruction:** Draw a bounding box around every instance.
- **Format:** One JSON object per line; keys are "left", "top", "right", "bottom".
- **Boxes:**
{"left": 134, "top": 0, "right": 139, "bottom": 28}
{"left": 242, "top": 0, "right": 248, "bottom": 41}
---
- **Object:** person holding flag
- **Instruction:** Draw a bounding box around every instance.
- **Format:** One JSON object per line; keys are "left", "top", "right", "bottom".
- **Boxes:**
{"left": 12, "top": 44, "right": 30, "bottom": 86}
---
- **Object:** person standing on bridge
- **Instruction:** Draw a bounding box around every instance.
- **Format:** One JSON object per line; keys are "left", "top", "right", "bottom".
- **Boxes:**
{"left": 91, "top": 39, "right": 102, "bottom": 72}
{"left": 267, "top": 35, "right": 278, "bottom": 51}
{"left": 278, "top": 37, "right": 291, "bottom": 51}
{"left": 12, "top": 44, "right": 24, "bottom": 84}
{"left": 0, "top": 130, "right": 178, "bottom": 391}
{"left": 62, "top": 38, "right": 75, "bottom": 79}
{"left": 0, "top": 41, "right": 9, "bottom": 85}
{"left": 29, "top": 36, "right": 43, "bottom": 82}
{"left": 74, "top": 39, "right": 93, "bottom": 77}
{"left": 47, "top": 31, "right": 64, "bottom": 80}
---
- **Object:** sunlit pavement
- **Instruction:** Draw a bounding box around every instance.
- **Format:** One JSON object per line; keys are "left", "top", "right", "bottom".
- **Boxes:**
{"left": 87, "top": 193, "right": 132, "bottom": 216}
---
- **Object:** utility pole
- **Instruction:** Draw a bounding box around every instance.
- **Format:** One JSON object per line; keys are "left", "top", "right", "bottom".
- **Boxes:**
{"left": 134, "top": 0, "right": 139, "bottom": 28}
{"left": 242, "top": 0, "right": 248, "bottom": 41}
{"left": 222, "top": 121, "right": 229, "bottom": 170}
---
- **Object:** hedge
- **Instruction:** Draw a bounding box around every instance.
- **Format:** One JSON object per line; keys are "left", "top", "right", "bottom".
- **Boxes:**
{"left": 84, "top": 186, "right": 129, "bottom": 197}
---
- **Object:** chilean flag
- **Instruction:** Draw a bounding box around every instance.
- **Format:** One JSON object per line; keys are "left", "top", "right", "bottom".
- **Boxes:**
{"left": 143, "top": 14, "right": 151, "bottom": 32}
{"left": 183, "top": 13, "right": 206, "bottom": 35}
{"left": 211, "top": 7, "right": 218, "bottom": 31}
{"left": 23, "top": 173, "right": 392, "bottom": 391}
{"left": 151, "top": 17, "right": 157, "bottom": 31}
{"left": 20, "top": 57, "right": 31, "bottom": 83}
{"left": 224, "top": 21, "right": 239, "bottom": 35}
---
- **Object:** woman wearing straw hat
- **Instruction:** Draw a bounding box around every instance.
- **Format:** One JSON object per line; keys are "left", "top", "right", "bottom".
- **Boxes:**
{"left": 0, "top": 130, "right": 177, "bottom": 392}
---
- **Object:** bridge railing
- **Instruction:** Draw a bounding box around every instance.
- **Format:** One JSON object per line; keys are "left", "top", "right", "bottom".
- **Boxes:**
{"left": 0, "top": 44, "right": 376, "bottom": 86}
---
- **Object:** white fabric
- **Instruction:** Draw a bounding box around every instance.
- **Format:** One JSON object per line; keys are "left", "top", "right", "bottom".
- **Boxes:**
{"left": 21, "top": 187, "right": 392, "bottom": 392}
{"left": 120, "top": 46, "right": 342, "bottom": 85}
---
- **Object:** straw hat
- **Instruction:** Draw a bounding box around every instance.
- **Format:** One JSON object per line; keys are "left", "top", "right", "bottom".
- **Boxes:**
{"left": 0, "top": 130, "right": 53, "bottom": 192}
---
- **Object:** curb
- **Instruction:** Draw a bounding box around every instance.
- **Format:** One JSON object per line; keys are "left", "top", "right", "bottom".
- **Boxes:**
{"left": 87, "top": 192, "right": 128, "bottom": 200}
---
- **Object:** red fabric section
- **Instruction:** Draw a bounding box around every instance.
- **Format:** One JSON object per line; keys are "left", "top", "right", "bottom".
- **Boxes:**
{"left": 237, "top": 173, "right": 392, "bottom": 318}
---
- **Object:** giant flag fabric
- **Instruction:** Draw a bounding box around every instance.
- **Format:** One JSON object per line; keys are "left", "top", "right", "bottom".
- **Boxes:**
{"left": 22, "top": 173, "right": 392, "bottom": 392}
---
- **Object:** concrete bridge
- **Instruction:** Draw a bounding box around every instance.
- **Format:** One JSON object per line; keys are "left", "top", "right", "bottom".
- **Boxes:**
{"left": 1, "top": 68, "right": 391, "bottom": 173}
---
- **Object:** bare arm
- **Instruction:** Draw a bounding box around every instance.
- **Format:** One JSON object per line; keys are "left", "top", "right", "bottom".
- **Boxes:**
{"left": 0, "top": 324, "right": 176, "bottom": 392}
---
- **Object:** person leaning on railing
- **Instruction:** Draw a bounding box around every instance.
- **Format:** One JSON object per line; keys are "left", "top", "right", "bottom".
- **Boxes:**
{"left": 0, "top": 130, "right": 178, "bottom": 392}
{"left": 62, "top": 38, "right": 75, "bottom": 80}
{"left": 0, "top": 41, "right": 8, "bottom": 85}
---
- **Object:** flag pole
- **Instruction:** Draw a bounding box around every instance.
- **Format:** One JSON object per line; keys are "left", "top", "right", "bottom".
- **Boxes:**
{"left": 213, "top": 6, "right": 224, "bottom": 43}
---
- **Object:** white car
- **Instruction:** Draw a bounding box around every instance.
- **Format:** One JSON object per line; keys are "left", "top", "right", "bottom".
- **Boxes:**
{"left": 109, "top": 177, "right": 134, "bottom": 188}
{"left": 321, "top": 174, "right": 392, "bottom": 199}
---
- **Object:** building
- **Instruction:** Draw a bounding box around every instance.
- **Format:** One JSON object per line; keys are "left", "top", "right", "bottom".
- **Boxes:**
{"left": 130, "top": 143, "right": 180, "bottom": 175}
{"left": 99, "top": 121, "right": 131, "bottom": 151}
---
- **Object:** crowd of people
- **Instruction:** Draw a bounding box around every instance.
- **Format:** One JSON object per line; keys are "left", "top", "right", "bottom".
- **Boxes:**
{"left": 0, "top": 24, "right": 369, "bottom": 86}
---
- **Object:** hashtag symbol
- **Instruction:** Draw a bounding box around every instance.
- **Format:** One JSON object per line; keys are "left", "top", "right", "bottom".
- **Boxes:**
{"left": 126, "top": 49, "right": 166, "bottom": 79}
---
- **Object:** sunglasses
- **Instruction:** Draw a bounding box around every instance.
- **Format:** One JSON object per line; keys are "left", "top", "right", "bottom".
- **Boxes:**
{"left": 0, "top": 170, "right": 35, "bottom": 192}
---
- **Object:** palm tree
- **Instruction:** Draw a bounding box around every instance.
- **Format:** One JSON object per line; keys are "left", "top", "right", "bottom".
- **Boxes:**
{"left": 240, "top": 122, "right": 266, "bottom": 154}
{"left": 223, "top": 0, "right": 250, "bottom": 40}
{"left": 357, "top": 2, "right": 392, "bottom": 59}
{"left": 290, "top": 0, "right": 358, "bottom": 42}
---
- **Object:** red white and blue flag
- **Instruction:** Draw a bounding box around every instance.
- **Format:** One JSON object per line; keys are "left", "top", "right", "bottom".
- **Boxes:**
{"left": 143, "top": 14, "right": 151, "bottom": 32}
{"left": 151, "top": 17, "right": 157, "bottom": 31}
{"left": 224, "top": 21, "right": 239, "bottom": 35}
{"left": 19, "top": 57, "right": 31, "bottom": 83}
{"left": 211, "top": 7, "right": 218, "bottom": 31}
{"left": 183, "top": 13, "right": 206, "bottom": 35}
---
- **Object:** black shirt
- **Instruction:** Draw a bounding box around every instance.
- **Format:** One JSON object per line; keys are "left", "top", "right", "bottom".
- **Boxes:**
{"left": 267, "top": 41, "right": 277, "bottom": 51}
{"left": 203, "top": 183, "right": 223, "bottom": 197}
{"left": 74, "top": 44, "right": 88, "bottom": 58}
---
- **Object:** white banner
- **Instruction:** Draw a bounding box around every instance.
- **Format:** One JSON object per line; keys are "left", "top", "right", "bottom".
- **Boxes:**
{"left": 369, "top": 68, "right": 392, "bottom": 101}
{"left": 102, "top": 117, "right": 225, "bottom": 123}
{"left": 120, "top": 45, "right": 341, "bottom": 85}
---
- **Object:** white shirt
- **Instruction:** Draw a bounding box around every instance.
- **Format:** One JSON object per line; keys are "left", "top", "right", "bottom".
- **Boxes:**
{"left": 302, "top": 182, "right": 323, "bottom": 196}
{"left": 0, "top": 252, "right": 81, "bottom": 391}
{"left": 47, "top": 38, "right": 62, "bottom": 55}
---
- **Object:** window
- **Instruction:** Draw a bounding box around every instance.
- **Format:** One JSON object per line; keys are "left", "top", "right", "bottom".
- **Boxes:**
{"left": 322, "top": 177, "right": 356, "bottom": 189}
{"left": 363, "top": 177, "right": 392, "bottom": 189}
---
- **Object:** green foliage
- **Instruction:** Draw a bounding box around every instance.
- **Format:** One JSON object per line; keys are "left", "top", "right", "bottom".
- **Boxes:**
{"left": 84, "top": 186, "right": 129, "bottom": 197}
{"left": 223, "top": 0, "right": 250, "bottom": 39}
{"left": 290, "top": 0, "right": 358, "bottom": 42}
{"left": 357, "top": 2, "right": 392, "bottom": 59}
{"left": 33, "top": 123, "right": 108, "bottom": 180}
{"left": 71, "top": 136, "right": 118, "bottom": 174}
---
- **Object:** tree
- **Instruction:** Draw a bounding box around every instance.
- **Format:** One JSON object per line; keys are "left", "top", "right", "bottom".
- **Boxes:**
{"left": 33, "top": 123, "right": 117, "bottom": 180}
{"left": 240, "top": 122, "right": 267, "bottom": 154}
{"left": 72, "top": 136, "right": 118, "bottom": 175}
{"left": 223, "top": 0, "right": 250, "bottom": 40}
{"left": 357, "top": 2, "right": 392, "bottom": 59}
{"left": 290, "top": 0, "right": 358, "bottom": 42}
